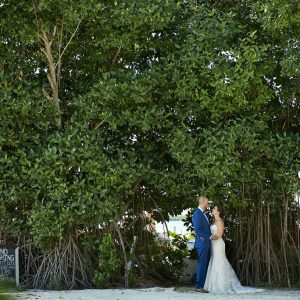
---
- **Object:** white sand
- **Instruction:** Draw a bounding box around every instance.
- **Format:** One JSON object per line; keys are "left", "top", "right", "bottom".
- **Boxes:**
{"left": 11, "top": 287, "right": 300, "bottom": 300}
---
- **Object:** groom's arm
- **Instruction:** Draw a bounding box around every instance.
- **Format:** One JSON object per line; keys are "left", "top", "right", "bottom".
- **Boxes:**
{"left": 192, "top": 213, "right": 211, "bottom": 240}
{"left": 198, "top": 227, "right": 212, "bottom": 240}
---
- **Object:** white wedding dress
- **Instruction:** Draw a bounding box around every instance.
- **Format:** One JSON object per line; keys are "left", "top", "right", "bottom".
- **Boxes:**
{"left": 204, "top": 224, "right": 264, "bottom": 294}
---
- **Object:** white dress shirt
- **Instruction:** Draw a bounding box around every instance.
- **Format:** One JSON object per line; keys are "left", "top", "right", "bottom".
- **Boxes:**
{"left": 199, "top": 207, "right": 209, "bottom": 223}
{"left": 199, "top": 207, "right": 212, "bottom": 239}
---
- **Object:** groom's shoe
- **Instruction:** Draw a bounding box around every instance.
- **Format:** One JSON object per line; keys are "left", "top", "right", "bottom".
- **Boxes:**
{"left": 195, "top": 288, "right": 209, "bottom": 293}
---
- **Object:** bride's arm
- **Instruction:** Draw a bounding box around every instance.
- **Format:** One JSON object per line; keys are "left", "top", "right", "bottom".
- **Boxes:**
{"left": 216, "top": 221, "right": 224, "bottom": 239}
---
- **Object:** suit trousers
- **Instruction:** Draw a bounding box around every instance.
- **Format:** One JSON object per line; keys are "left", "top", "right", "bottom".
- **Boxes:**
{"left": 195, "top": 246, "right": 211, "bottom": 289}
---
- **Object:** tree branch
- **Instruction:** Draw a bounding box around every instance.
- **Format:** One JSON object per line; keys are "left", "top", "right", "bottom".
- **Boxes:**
{"left": 110, "top": 46, "right": 121, "bottom": 70}
{"left": 55, "top": 16, "right": 84, "bottom": 68}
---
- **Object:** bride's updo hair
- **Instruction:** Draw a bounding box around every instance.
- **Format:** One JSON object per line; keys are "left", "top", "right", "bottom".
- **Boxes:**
{"left": 216, "top": 205, "right": 224, "bottom": 218}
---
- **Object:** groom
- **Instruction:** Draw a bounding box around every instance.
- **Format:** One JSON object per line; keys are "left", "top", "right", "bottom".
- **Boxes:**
{"left": 192, "top": 196, "right": 216, "bottom": 293}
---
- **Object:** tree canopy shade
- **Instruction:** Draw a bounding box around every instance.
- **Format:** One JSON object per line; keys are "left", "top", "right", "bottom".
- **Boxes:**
{"left": 0, "top": 0, "right": 299, "bottom": 288}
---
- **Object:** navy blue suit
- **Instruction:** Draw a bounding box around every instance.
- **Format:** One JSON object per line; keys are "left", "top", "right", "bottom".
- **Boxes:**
{"left": 192, "top": 208, "right": 211, "bottom": 289}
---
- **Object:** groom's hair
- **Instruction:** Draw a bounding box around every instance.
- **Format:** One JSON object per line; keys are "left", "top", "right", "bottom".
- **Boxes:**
{"left": 198, "top": 196, "right": 208, "bottom": 205}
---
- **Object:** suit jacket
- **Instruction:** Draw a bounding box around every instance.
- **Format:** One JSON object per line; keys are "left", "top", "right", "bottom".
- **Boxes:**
{"left": 192, "top": 207, "right": 211, "bottom": 248}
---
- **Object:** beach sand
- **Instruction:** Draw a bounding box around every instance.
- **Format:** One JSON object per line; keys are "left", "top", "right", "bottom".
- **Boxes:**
{"left": 10, "top": 287, "right": 300, "bottom": 300}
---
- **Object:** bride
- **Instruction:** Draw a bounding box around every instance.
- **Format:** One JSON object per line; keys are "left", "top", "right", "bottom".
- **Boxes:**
{"left": 204, "top": 205, "right": 264, "bottom": 294}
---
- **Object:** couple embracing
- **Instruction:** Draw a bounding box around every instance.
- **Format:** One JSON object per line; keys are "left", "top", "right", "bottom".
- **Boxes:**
{"left": 192, "top": 196, "right": 264, "bottom": 294}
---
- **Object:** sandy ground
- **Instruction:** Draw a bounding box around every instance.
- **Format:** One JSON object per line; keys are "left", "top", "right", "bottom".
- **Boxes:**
{"left": 8, "top": 287, "right": 300, "bottom": 300}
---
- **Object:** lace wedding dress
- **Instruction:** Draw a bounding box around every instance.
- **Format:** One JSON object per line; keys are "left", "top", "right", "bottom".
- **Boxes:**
{"left": 204, "top": 224, "right": 264, "bottom": 294}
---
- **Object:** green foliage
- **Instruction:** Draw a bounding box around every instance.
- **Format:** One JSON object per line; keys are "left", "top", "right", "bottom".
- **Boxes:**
{"left": 128, "top": 269, "right": 138, "bottom": 287}
{"left": 0, "top": 293, "right": 14, "bottom": 300}
{"left": 92, "top": 233, "right": 121, "bottom": 288}
{"left": 151, "top": 233, "right": 189, "bottom": 280}
{"left": 48, "top": 274, "right": 68, "bottom": 291}
{"left": 0, "top": 282, "right": 17, "bottom": 300}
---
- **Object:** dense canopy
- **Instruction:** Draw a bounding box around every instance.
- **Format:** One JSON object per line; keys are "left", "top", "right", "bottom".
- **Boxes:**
{"left": 0, "top": 0, "right": 299, "bottom": 289}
